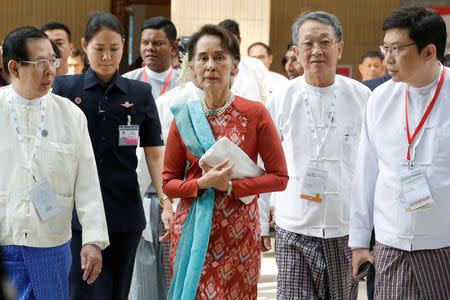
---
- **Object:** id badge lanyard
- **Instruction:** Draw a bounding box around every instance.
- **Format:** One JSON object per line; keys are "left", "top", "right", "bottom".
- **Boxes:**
{"left": 142, "top": 66, "right": 173, "bottom": 96}
{"left": 8, "top": 89, "right": 47, "bottom": 182}
{"left": 303, "top": 83, "right": 338, "bottom": 160}
{"left": 405, "top": 67, "right": 445, "bottom": 170}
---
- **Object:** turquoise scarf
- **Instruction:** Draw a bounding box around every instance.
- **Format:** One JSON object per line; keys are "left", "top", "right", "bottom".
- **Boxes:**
{"left": 167, "top": 100, "right": 216, "bottom": 300}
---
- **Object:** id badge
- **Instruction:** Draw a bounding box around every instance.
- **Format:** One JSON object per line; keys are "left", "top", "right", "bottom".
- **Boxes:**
{"left": 300, "top": 164, "right": 328, "bottom": 203}
{"left": 29, "top": 179, "right": 62, "bottom": 222}
{"left": 119, "top": 125, "right": 139, "bottom": 146}
{"left": 399, "top": 167, "right": 433, "bottom": 212}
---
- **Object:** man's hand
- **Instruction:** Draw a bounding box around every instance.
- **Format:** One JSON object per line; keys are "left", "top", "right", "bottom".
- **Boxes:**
{"left": 159, "top": 201, "right": 173, "bottom": 242}
{"left": 80, "top": 244, "right": 103, "bottom": 284}
{"left": 352, "top": 248, "right": 374, "bottom": 278}
{"left": 261, "top": 236, "right": 272, "bottom": 252}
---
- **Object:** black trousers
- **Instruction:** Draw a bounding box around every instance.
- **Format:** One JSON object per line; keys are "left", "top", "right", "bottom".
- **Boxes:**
{"left": 69, "top": 229, "right": 142, "bottom": 300}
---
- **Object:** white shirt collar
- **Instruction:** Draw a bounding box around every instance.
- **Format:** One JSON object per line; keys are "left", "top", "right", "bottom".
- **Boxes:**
{"left": 304, "top": 77, "right": 336, "bottom": 95}
{"left": 10, "top": 86, "right": 43, "bottom": 106}
{"left": 145, "top": 65, "right": 172, "bottom": 81}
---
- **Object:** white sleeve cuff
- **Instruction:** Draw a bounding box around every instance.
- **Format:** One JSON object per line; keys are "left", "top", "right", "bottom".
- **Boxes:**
{"left": 261, "top": 223, "right": 270, "bottom": 237}
{"left": 258, "top": 192, "right": 271, "bottom": 237}
{"left": 348, "top": 227, "right": 372, "bottom": 249}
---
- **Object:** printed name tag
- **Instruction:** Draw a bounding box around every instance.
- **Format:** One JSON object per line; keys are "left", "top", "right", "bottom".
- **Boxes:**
{"left": 29, "top": 180, "right": 62, "bottom": 222}
{"left": 399, "top": 168, "right": 433, "bottom": 212}
{"left": 119, "top": 125, "right": 139, "bottom": 146}
{"left": 300, "top": 166, "right": 328, "bottom": 203}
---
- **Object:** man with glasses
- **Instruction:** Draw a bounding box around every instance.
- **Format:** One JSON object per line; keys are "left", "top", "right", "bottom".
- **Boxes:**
{"left": 0, "top": 26, "right": 109, "bottom": 299}
{"left": 260, "top": 11, "right": 370, "bottom": 299}
{"left": 350, "top": 6, "right": 450, "bottom": 299}
{"left": 41, "top": 22, "right": 74, "bottom": 76}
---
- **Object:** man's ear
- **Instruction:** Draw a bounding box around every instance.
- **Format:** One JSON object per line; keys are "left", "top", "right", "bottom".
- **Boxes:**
{"left": 8, "top": 60, "right": 19, "bottom": 79}
{"left": 337, "top": 40, "right": 344, "bottom": 60}
{"left": 422, "top": 44, "right": 436, "bottom": 63}
{"left": 171, "top": 41, "right": 178, "bottom": 56}
{"left": 292, "top": 45, "right": 300, "bottom": 60}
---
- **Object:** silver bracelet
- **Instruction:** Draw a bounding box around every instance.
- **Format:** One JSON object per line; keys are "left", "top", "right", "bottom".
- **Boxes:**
{"left": 226, "top": 180, "right": 233, "bottom": 196}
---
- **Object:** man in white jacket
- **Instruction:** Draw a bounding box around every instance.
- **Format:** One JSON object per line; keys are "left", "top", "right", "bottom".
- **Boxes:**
{"left": 0, "top": 26, "right": 108, "bottom": 299}
{"left": 349, "top": 6, "right": 450, "bottom": 299}
{"left": 260, "top": 11, "right": 370, "bottom": 299}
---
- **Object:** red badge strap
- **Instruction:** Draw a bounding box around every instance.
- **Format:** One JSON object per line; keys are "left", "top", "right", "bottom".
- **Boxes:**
{"left": 142, "top": 65, "right": 173, "bottom": 96}
{"left": 405, "top": 67, "right": 446, "bottom": 162}
{"left": 159, "top": 68, "right": 173, "bottom": 96}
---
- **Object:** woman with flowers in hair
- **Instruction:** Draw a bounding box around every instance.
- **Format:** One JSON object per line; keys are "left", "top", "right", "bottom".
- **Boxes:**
{"left": 162, "top": 24, "right": 288, "bottom": 299}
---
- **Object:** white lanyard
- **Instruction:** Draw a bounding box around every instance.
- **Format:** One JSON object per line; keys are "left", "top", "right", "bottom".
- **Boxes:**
{"left": 8, "top": 90, "right": 47, "bottom": 181}
{"left": 303, "top": 83, "right": 337, "bottom": 160}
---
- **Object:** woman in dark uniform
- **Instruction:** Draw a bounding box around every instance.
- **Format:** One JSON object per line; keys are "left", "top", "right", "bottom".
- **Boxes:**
{"left": 52, "top": 12, "right": 173, "bottom": 300}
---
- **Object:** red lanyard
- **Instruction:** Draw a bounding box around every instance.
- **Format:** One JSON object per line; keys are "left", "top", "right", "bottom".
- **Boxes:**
{"left": 142, "top": 66, "right": 173, "bottom": 96}
{"left": 405, "top": 67, "right": 446, "bottom": 162}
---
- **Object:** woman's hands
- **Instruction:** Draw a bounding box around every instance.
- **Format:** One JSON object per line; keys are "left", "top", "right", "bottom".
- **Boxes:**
{"left": 197, "top": 160, "right": 234, "bottom": 191}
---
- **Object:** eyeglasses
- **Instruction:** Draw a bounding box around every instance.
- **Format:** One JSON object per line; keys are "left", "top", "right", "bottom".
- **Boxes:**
{"left": 379, "top": 43, "right": 416, "bottom": 57}
{"left": 20, "top": 58, "right": 60, "bottom": 70}
{"left": 298, "top": 39, "right": 338, "bottom": 51}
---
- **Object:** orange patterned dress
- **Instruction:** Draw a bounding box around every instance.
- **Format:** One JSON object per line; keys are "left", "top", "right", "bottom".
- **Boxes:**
{"left": 163, "top": 97, "right": 288, "bottom": 299}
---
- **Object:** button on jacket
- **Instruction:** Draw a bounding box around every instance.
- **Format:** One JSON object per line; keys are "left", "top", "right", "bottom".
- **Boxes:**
{"left": 260, "top": 75, "right": 370, "bottom": 238}
{"left": 0, "top": 86, "right": 109, "bottom": 248}
{"left": 52, "top": 68, "right": 164, "bottom": 232}
{"left": 349, "top": 67, "right": 450, "bottom": 251}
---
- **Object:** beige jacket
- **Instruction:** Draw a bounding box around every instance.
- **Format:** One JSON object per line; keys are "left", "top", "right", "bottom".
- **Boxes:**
{"left": 0, "top": 86, "right": 109, "bottom": 249}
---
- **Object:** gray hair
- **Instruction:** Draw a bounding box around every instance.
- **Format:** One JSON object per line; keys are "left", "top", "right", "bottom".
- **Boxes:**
{"left": 292, "top": 11, "right": 343, "bottom": 45}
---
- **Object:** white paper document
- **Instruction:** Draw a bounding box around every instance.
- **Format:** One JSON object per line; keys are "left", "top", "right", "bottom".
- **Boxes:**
{"left": 200, "top": 137, "right": 266, "bottom": 204}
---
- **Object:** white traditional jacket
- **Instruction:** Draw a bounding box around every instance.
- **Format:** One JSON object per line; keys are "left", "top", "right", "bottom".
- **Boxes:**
{"left": 0, "top": 86, "right": 109, "bottom": 248}
{"left": 349, "top": 66, "right": 450, "bottom": 251}
{"left": 260, "top": 75, "right": 370, "bottom": 238}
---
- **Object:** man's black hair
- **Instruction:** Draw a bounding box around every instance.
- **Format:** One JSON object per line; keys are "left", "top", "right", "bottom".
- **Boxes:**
{"left": 382, "top": 6, "right": 447, "bottom": 60}
{"left": 41, "top": 22, "right": 72, "bottom": 42}
{"left": 360, "top": 51, "right": 384, "bottom": 64}
{"left": 141, "top": 16, "right": 177, "bottom": 43}
{"left": 218, "top": 19, "right": 240, "bottom": 40}
{"left": 2, "top": 26, "right": 50, "bottom": 76}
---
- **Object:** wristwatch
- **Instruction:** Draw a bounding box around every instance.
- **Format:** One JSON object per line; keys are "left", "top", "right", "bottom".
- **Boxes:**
{"left": 159, "top": 195, "right": 173, "bottom": 206}
{"left": 226, "top": 180, "right": 233, "bottom": 196}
